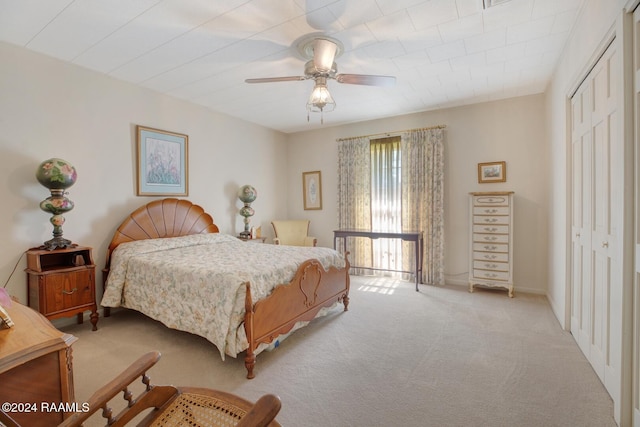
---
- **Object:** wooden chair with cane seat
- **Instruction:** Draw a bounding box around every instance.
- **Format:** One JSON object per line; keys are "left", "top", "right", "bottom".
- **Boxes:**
{"left": 0, "top": 351, "right": 281, "bottom": 427}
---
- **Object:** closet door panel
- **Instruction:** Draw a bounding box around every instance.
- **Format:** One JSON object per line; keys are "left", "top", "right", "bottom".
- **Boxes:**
{"left": 590, "top": 55, "right": 614, "bottom": 382}
{"left": 570, "top": 39, "right": 620, "bottom": 407}
{"left": 570, "top": 81, "right": 592, "bottom": 354}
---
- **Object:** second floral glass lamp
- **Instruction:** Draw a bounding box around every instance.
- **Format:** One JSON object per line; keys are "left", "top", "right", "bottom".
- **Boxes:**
{"left": 237, "top": 185, "right": 257, "bottom": 239}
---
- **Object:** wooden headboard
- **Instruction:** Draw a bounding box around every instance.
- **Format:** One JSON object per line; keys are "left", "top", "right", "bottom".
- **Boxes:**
{"left": 104, "top": 198, "right": 219, "bottom": 269}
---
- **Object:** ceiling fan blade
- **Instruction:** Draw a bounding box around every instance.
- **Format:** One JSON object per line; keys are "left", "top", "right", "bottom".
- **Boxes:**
{"left": 313, "top": 38, "right": 338, "bottom": 72}
{"left": 335, "top": 74, "right": 396, "bottom": 87}
{"left": 245, "top": 76, "right": 306, "bottom": 83}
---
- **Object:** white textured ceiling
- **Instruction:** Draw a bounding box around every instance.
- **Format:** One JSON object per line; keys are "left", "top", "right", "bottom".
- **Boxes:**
{"left": 0, "top": 0, "right": 584, "bottom": 133}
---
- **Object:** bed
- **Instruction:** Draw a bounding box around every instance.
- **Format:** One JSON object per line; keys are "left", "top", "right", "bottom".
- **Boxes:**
{"left": 100, "top": 198, "right": 350, "bottom": 379}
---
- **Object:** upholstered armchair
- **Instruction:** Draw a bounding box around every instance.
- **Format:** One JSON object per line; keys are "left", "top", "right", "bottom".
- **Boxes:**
{"left": 271, "top": 220, "right": 317, "bottom": 247}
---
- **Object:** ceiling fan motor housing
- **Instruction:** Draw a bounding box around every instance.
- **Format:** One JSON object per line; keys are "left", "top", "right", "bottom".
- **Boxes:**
{"left": 305, "top": 60, "right": 337, "bottom": 77}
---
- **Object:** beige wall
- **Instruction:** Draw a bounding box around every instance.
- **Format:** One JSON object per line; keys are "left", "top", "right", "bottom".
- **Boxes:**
{"left": 0, "top": 41, "right": 289, "bottom": 306}
{"left": 285, "top": 94, "right": 549, "bottom": 294}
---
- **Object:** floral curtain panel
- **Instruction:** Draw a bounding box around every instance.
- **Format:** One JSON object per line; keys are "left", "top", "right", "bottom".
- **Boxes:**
{"left": 400, "top": 127, "right": 445, "bottom": 285}
{"left": 336, "top": 135, "right": 372, "bottom": 275}
{"left": 337, "top": 126, "right": 445, "bottom": 285}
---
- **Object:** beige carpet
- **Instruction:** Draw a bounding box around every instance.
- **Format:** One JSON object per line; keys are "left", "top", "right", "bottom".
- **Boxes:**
{"left": 62, "top": 276, "right": 616, "bottom": 427}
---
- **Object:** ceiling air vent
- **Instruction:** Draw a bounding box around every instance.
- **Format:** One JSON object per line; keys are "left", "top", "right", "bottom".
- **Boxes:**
{"left": 483, "top": 0, "right": 512, "bottom": 9}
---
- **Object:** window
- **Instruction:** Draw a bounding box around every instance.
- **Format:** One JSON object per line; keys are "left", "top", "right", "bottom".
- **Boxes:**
{"left": 337, "top": 127, "right": 445, "bottom": 285}
{"left": 370, "top": 136, "right": 402, "bottom": 273}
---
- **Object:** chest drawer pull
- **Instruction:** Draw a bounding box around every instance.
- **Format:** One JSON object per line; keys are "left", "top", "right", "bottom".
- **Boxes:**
{"left": 62, "top": 287, "right": 78, "bottom": 295}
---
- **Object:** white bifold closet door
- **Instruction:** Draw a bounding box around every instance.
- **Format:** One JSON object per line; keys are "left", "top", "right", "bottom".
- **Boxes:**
{"left": 570, "top": 39, "right": 622, "bottom": 415}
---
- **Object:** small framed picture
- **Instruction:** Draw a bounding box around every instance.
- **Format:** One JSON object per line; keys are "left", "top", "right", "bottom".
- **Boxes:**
{"left": 136, "top": 125, "right": 188, "bottom": 196}
{"left": 302, "top": 171, "right": 322, "bottom": 210}
{"left": 478, "top": 161, "right": 506, "bottom": 183}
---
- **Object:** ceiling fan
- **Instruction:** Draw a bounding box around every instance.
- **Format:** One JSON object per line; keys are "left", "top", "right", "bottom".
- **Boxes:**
{"left": 245, "top": 35, "right": 396, "bottom": 123}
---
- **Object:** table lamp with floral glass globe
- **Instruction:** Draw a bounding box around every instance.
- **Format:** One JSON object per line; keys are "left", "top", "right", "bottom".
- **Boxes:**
{"left": 237, "top": 185, "right": 257, "bottom": 240}
{"left": 36, "top": 158, "right": 77, "bottom": 250}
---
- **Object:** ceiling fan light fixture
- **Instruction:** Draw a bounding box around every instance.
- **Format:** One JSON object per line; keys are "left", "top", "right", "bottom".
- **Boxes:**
{"left": 306, "top": 77, "right": 335, "bottom": 124}
{"left": 307, "top": 84, "right": 335, "bottom": 112}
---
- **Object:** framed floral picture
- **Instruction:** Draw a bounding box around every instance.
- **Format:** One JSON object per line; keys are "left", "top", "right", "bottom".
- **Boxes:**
{"left": 478, "top": 161, "right": 506, "bottom": 183}
{"left": 136, "top": 125, "right": 188, "bottom": 196}
{"left": 302, "top": 170, "right": 322, "bottom": 210}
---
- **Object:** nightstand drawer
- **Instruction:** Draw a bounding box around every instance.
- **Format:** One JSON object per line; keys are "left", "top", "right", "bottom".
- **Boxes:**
{"left": 40, "top": 269, "right": 94, "bottom": 314}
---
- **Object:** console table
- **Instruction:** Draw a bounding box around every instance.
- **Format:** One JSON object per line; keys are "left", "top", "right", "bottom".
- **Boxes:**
{"left": 333, "top": 229, "right": 424, "bottom": 291}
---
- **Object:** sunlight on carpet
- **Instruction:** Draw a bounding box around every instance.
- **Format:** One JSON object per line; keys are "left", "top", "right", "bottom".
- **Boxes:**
{"left": 355, "top": 276, "right": 402, "bottom": 294}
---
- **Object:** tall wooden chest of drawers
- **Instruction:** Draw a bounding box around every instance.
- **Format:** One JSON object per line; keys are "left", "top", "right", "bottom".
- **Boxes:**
{"left": 468, "top": 192, "right": 514, "bottom": 297}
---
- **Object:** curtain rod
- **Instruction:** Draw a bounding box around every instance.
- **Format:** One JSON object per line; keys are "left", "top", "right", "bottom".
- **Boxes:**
{"left": 336, "top": 124, "right": 446, "bottom": 142}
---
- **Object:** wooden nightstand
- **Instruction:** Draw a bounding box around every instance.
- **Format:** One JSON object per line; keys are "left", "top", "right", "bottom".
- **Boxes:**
{"left": 238, "top": 236, "right": 267, "bottom": 243}
{"left": 25, "top": 246, "right": 99, "bottom": 330}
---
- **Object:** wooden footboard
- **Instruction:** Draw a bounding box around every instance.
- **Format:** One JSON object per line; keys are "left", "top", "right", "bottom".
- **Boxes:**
{"left": 243, "top": 253, "right": 350, "bottom": 379}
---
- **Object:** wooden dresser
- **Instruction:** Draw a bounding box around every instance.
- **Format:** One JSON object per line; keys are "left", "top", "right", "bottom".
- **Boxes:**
{"left": 0, "top": 301, "right": 77, "bottom": 426}
{"left": 468, "top": 191, "right": 515, "bottom": 297}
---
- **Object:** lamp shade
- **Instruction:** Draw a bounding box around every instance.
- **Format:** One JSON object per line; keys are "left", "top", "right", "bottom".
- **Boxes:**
{"left": 237, "top": 185, "right": 257, "bottom": 203}
{"left": 36, "top": 158, "right": 77, "bottom": 190}
{"left": 307, "top": 82, "right": 336, "bottom": 113}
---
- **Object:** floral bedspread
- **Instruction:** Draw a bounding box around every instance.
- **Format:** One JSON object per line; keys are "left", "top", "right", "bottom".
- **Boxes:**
{"left": 101, "top": 233, "right": 345, "bottom": 359}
